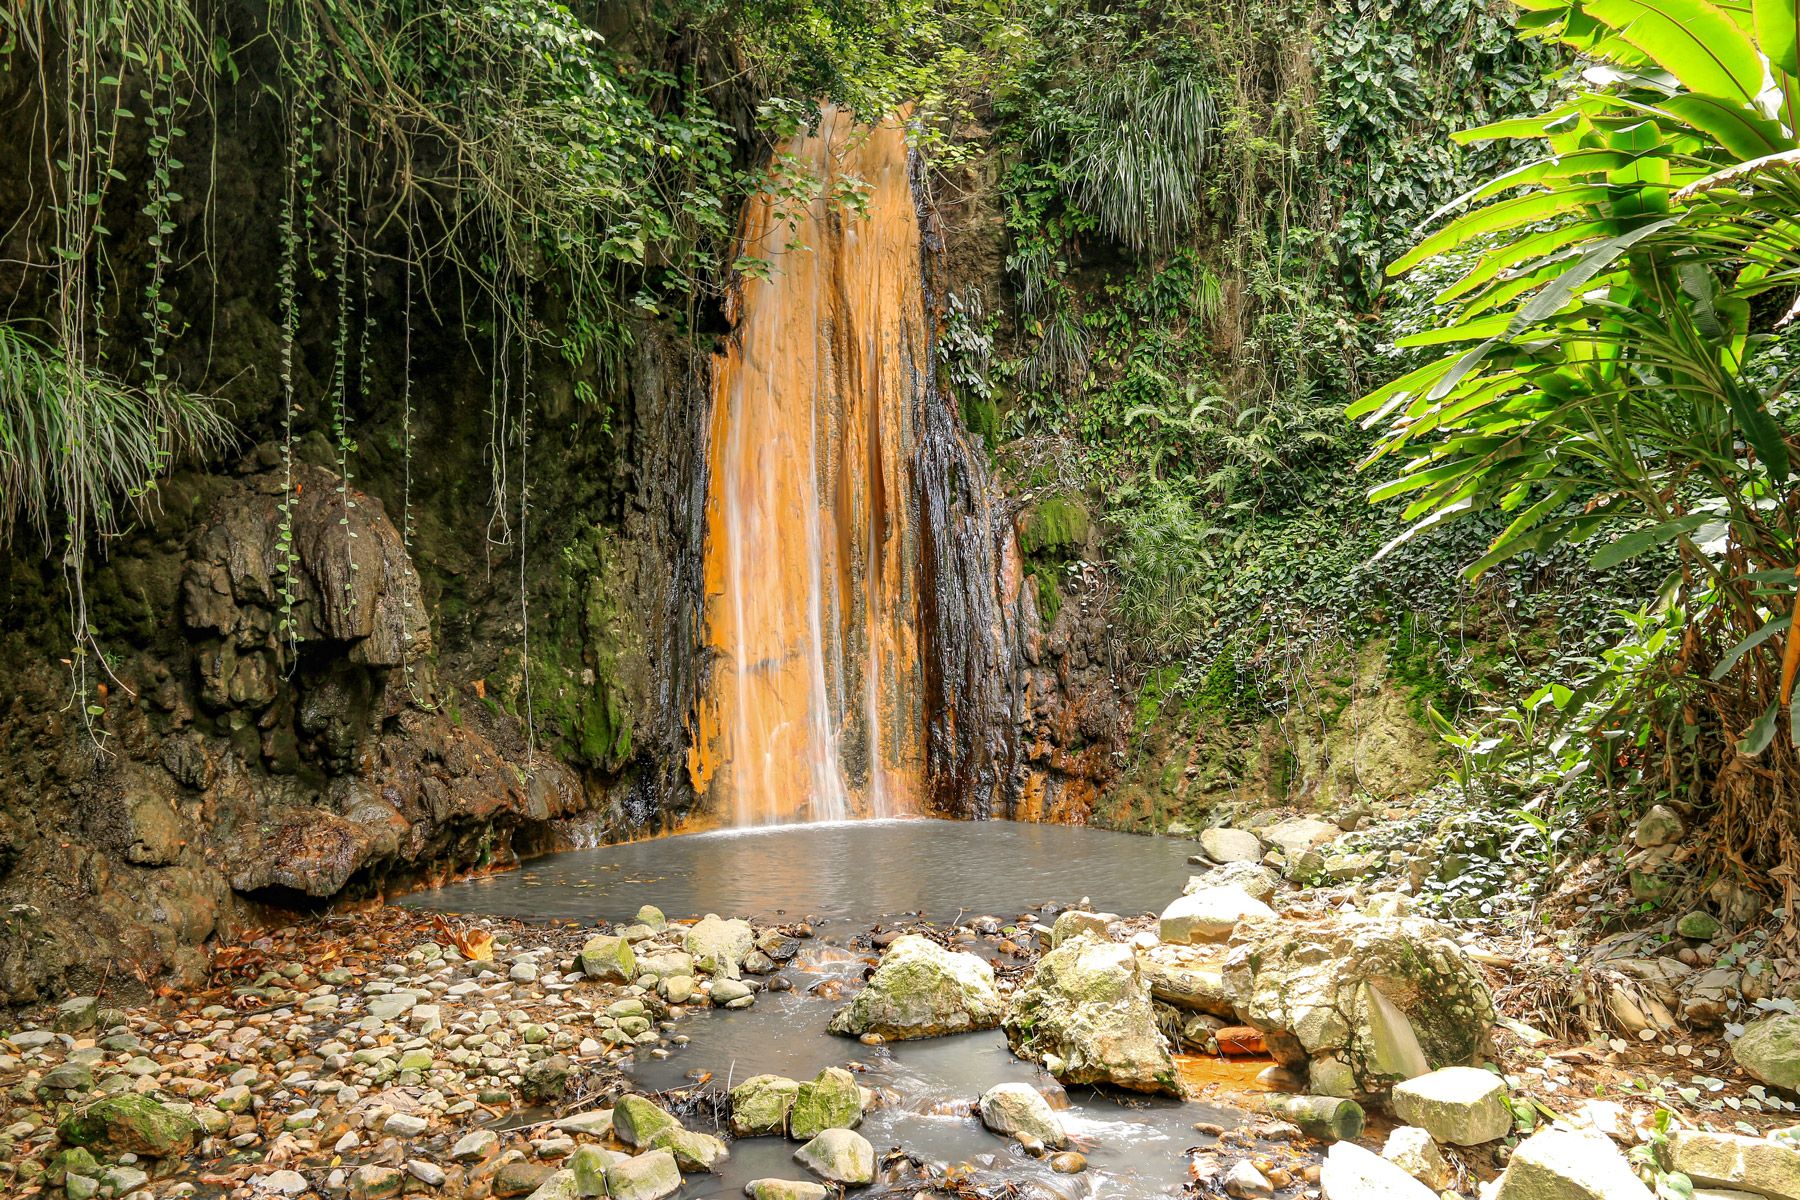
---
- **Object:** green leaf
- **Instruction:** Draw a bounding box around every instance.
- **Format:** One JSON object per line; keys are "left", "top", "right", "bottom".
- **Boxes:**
{"left": 1584, "top": 0, "right": 1764, "bottom": 106}
{"left": 1711, "top": 614, "right": 1791, "bottom": 680}
{"left": 1726, "top": 379, "right": 1792, "bottom": 481}
{"left": 1740, "top": 700, "right": 1781, "bottom": 754}
{"left": 1389, "top": 187, "right": 1617, "bottom": 277}
{"left": 1588, "top": 514, "right": 1709, "bottom": 568}
{"left": 1753, "top": 0, "right": 1800, "bottom": 75}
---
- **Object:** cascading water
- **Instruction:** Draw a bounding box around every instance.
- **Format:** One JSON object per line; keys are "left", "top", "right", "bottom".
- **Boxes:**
{"left": 687, "top": 108, "right": 930, "bottom": 826}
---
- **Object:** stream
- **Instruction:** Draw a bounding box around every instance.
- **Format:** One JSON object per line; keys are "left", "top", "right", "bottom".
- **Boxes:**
{"left": 404, "top": 819, "right": 1249, "bottom": 1197}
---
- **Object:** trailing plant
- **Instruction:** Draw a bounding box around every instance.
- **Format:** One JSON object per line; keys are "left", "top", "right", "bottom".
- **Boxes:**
{"left": 1354, "top": 0, "right": 1800, "bottom": 884}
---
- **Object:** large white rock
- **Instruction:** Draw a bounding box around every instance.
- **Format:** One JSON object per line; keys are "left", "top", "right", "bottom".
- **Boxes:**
{"left": 1200, "top": 827, "right": 1264, "bottom": 863}
{"left": 1492, "top": 1128, "right": 1654, "bottom": 1200}
{"left": 1382, "top": 1126, "right": 1451, "bottom": 1190}
{"left": 1390, "top": 1066, "right": 1512, "bottom": 1145}
{"left": 604, "top": 1151, "right": 682, "bottom": 1200}
{"left": 827, "top": 934, "right": 1003, "bottom": 1039}
{"left": 1731, "top": 1014, "right": 1800, "bottom": 1094}
{"left": 977, "top": 1083, "right": 1067, "bottom": 1149}
{"left": 1185, "top": 862, "right": 1279, "bottom": 903}
{"left": 1320, "top": 1140, "right": 1436, "bottom": 1200}
{"left": 684, "top": 916, "right": 754, "bottom": 979}
{"left": 1262, "top": 817, "right": 1341, "bottom": 858}
{"left": 792, "top": 1128, "right": 875, "bottom": 1185}
{"left": 1001, "top": 936, "right": 1179, "bottom": 1094}
{"left": 1668, "top": 1129, "right": 1800, "bottom": 1200}
{"left": 1159, "top": 887, "right": 1275, "bottom": 944}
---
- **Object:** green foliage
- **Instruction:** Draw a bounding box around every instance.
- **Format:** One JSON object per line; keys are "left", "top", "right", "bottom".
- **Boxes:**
{"left": 1019, "top": 495, "right": 1090, "bottom": 556}
{"left": 1359, "top": 0, "right": 1800, "bottom": 873}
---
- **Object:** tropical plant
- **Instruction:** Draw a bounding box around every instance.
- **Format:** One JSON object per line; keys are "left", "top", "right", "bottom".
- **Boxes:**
{"left": 1353, "top": 0, "right": 1800, "bottom": 881}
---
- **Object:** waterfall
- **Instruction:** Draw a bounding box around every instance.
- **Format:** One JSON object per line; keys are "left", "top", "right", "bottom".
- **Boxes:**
{"left": 687, "top": 108, "right": 930, "bottom": 826}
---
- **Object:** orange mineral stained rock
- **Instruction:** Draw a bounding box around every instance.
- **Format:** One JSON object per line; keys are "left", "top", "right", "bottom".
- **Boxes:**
{"left": 689, "top": 107, "right": 927, "bottom": 826}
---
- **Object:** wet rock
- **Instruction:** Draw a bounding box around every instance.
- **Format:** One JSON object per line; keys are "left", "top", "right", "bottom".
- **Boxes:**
{"left": 793, "top": 1128, "right": 875, "bottom": 1185}
{"left": 791, "top": 1067, "right": 864, "bottom": 1139}
{"left": 978, "top": 1082, "right": 1067, "bottom": 1149}
{"left": 1668, "top": 1130, "right": 1800, "bottom": 1198}
{"left": 522, "top": 1053, "right": 573, "bottom": 1100}
{"left": 710, "top": 978, "right": 754, "bottom": 1007}
{"left": 1001, "top": 936, "right": 1178, "bottom": 1095}
{"left": 1226, "top": 1160, "right": 1274, "bottom": 1199}
{"left": 1320, "top": 1140, "right": 1435, "bottom": 1200}
{"left": 1382, "top": 1127, "right": 1451, "bottom": 1190}
{"left": 1051, "top": 910, "right": 1114, "bottom": 947}
{"left": 1222, "top": 916, "right": 1495, "bottom": 1093}
{"left": 453, "top": 1129, "right": 500, "bottom": 1162}
{"left": 685, "top": 916, "right": 754, "bottom": 979}
{"left": 650, "top": 1126, "right": 730, "bottom": 1172}
{"left": 578, "top": 936, "right": 636, "bottom": 983}
{"left": 605, "top": 1152, "right": 682, "bottom": 1200}
{"left": 731, "top": 1075, "right": 800, "bottom": 1137}
{"left": 57, "top": 1093, "right": 199, "bottom": 1157}
{"left": 1160, "top": 887, "right": 1275, "bottom": 944}
{"left": 1731, "top": 1014, "right": 1800, "bottom": 1093}
{"left": 1200, "top": 828, "right": 1264, "bottom": 864}
{"left": 613, "top": 1095, "right": 680, "bottom": 1148}
{"left": 1390, "top": 1067, "right": 1511, "bottom": 1145}
{"left": 554, "top": 1110, "right": 616, "bottom": 1137}
{"left": 827, "top": 934, "right": 1003, "bottom": 1039}
{"left": 570, "top": 1145, "right": 625, "bottom": 1195}
{"left": 494, "top": 1160, "right": 556, "bottom": 1198}
{"left": 1493, "top": 1128, "right": 1653, "bottom": 1200}
{"left": 745, "top": 1181, "right": 829, "bottom": 1200}
{"left": 1051, "top": 1153, "right": 1087, "bottom": 1174}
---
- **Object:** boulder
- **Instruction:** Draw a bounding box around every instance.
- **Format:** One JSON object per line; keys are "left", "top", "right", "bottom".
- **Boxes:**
{"left": 1200, "top": 827, "right": 1264, "bottom": 864}
{"left": 648, "top": 1127, "right": 729, "bottom": 1173}
{"left": 793, "top": 1128, "right": 875, "bottom": 1185}
{"left": 1137, "top": 946, "right": 1237, "bottom": 1017}
{"left": 745, "top": 1182, "right": 829, "bottom": 1200}
{"left": 1051, "top": 910, "right": 1115, "bottom": 947}
{"left": 730, "top": 1074, "right": 800, "bottom": 1137}
{"left": 1222, "top": 915, "right": 1495, "bottom": 1093}
{"left": 1186, "top": 862, "right": 1280, "bottom": 903}
{"left": 604, "top": 1151, "right": 682, "bottom": 1200}
{"left": 685, "top": 916, "right": 754, "bottom": 979}
{"left": 826, "top": 934, "right": 1003, "bottom": 1039}
{"left": 977, "top": 1083, "right": 1067, "bottom": 1149}
{"left": 58, "top": 1094, "right": 199, "bottom": 1157}
{"left": 612, "top": 1096, "right": 679, "bottom": 1148}
{"left": 1262, "top": 817, "right": 1341, "bottom": 858}
{"left": 1001, "top": 936, "right": 1179, "bottom": 1095}
{"left": 1160, "top": 887, "right": 1276, "bottom": 944}
{"left": 1668, "top": 1130, "right": 1800, "bottom": 1199}
{"left": 790, "top": 1067, "right": 863, "bottom": 1139}
{"left": 1320, "top": 1141, "right": 1436, "bottom": 1200}
{"left": 635, "top": 948, "right": 694, "bottom": 979}
{"left": 1390, "top": 1067, "right": 1511, "bottom": 1145}
{"left": 1732, "top": 1014, "right": 1800, "bottom": 1094}
{"left": 1634, "top": 805, "right": 1684, "bottom": 847}
{"left": 1493, "top": 1128, "right": 1654, "bottom": 1200}
{"left": 570, "top": 1146, "right": 625, "bottom": 1195}
{"left": 577, "top": 936, "right": 636, "bottom": 983}
{"left": 1382, "top": 1127, "right": 1451, "bottom": 1190}
{"left": 635, "top": 905, "right": 668, "bottom": 931}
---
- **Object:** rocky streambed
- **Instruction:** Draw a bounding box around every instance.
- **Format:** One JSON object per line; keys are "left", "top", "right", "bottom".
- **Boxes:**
{"left": 5, "top": 818, "right": 1800, "bottom": 1200}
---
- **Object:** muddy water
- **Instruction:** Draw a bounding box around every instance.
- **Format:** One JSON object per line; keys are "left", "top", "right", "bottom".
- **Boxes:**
{"left": 408, "top": 820, "right": 1241, "bottom": 1197}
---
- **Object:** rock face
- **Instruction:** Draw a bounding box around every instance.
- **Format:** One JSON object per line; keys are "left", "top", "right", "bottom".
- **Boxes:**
{"left": 827, "top": 934, "right": 1003, "bottom": 1039}
{"left": 1222, "top": 916, "right": 1495, "bottom": 1094}
{"left": 1667, "top": 1130, "right": 1800, "bottom": 1199}
{"left": 1389, "top": 1067, "right": 1512, "bottom": 1145}
{"left": 977, "top": 1083, "right": 1067, "bottom": 1149}
{"left": 1159, "top": 887, "right": 1275, "bottom": 943}
{"left": 1001, "top": 936, "right": 1179, "bottom": 1095}
{"left": 1493, "top": 1128, "right": 1654, "bottom": 1200}
{"left": 1732, "top": 1014, "right": 1800, "bottom": 1093}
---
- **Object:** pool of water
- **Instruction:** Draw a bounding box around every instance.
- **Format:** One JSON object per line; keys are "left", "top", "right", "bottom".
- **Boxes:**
{"left": 401, "top": 818, "right": 1199, "bottom": 925}
{"left": 405, "top": 819, "right": 1255, "bottom": 1198}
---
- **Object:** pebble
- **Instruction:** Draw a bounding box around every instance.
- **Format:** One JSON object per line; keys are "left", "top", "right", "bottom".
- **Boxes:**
{"left": 407, "top": 1159, "right": 447, "bottom": 1186}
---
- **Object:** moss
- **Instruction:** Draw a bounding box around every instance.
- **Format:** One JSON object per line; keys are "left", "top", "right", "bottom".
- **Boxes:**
{"left": 1019, "top": 494, "right": 1090, "bottom": 556}
{"left": 963, "top": 393, "right": 1001, "bottom": 452}
{"left": 1030, "top": 564, "right": 1063, "bottom": 626}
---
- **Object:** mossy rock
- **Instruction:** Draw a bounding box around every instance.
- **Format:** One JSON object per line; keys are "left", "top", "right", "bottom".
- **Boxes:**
{"left": 730, "top": 1074, "right": 800, "bottom": 1137}
{"left": 58, "top": 1094, "right": 199, "bottom": 1158}
{"left": 1019, "top": 496, "right": 1090, "bottom": 557}
{"left": 789, "top": 1068, "right": 863, "bottom": 1140}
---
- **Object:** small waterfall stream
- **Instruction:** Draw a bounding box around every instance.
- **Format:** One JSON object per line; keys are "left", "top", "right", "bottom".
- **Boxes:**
{"left": 688, "top": 108, "right": 932, "bottom": 826}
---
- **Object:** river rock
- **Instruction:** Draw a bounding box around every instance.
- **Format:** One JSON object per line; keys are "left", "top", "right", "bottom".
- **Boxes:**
{"left": 605, "top": 1151, "right": 682, "bottom": 1200}
{"left": 1390, "top": 1066, "right": 1511, "bottom": 1145}
{"left": 1382, "top": 1126, "right": 1451, "bottom": 1190}
{"left": 731, "top": 1074, "right": 800, "bottom": 1136}
{"left": 636, "top": 948, "right": 694, "bottom": 979}
{"left": 1321, "top": 1140, "right": 1436, "bottom": 1200}
{"left": 710, "top": 978, "right": 754, "bottom": 1006}
{"left": 577, "top": 935, "right": 636, "bottom": 983}
{"left": 685, "top": 916, "right": 754, "bottom": 979}
{"left": 1262, "top": 818, "right": 1340, "bottom": 858}
{"left": 635, "top": 905, "right": 668, "bottom": 931}
{"left": 1001, "top": 935, "right": 1179, "bottom": 1094}
{"left": 1052, "top": 910, "right": 1115, "bottom": 946}
{"left": 745, "top": 1182, "right": 829, "bottom": 1200}
{"left": 649, "top": 1126, "right": 730, "bottom": 1172}
{"left": 791, "top": 1067, "right": 863, "bottom": 1138}
{"left": 1226, "top": 1160, "right": 1275, "bottom": 1199}
{"left": 978, "top": 1082, "right": 1067, "bottom": 1148}
{"left": 613, "top": 1095, "right": 680, "bottom": 1148}
{"left": 827, "top": 934, "right": 1003, "bottom": 1039}
{"left": 1668, "top": 1130, "right": 1800, "bottom": 1199}
{"left": 793, "top": 1128, "right": 875, "bottom": 1185}
{"left": 522, "top": 1053, "right": 573, "bottom": 1100}
{"left": 1160, "top": 886, "right": 1275, "bottom": 943}
{"left": 570, "top": 1145, "right": 625, "bottom": 1195}
{"left": 1221, "top": 915, "right": 1494, "bottom": 1093}
{"left": 1732, "top": 1014, "right": 1800, "bottom": 1093}
{"left": 1185, "top": 862, "right": 1279, "bottom": 903}
{"left": 1200, "top": 827, "right": 1264, "bottom": 864}
{"left": 1493, "top": 1127, "right": 1653, "bottom": 1200}
{"left": 57, "top": 1093, "right": 199, "bottom": 1157}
